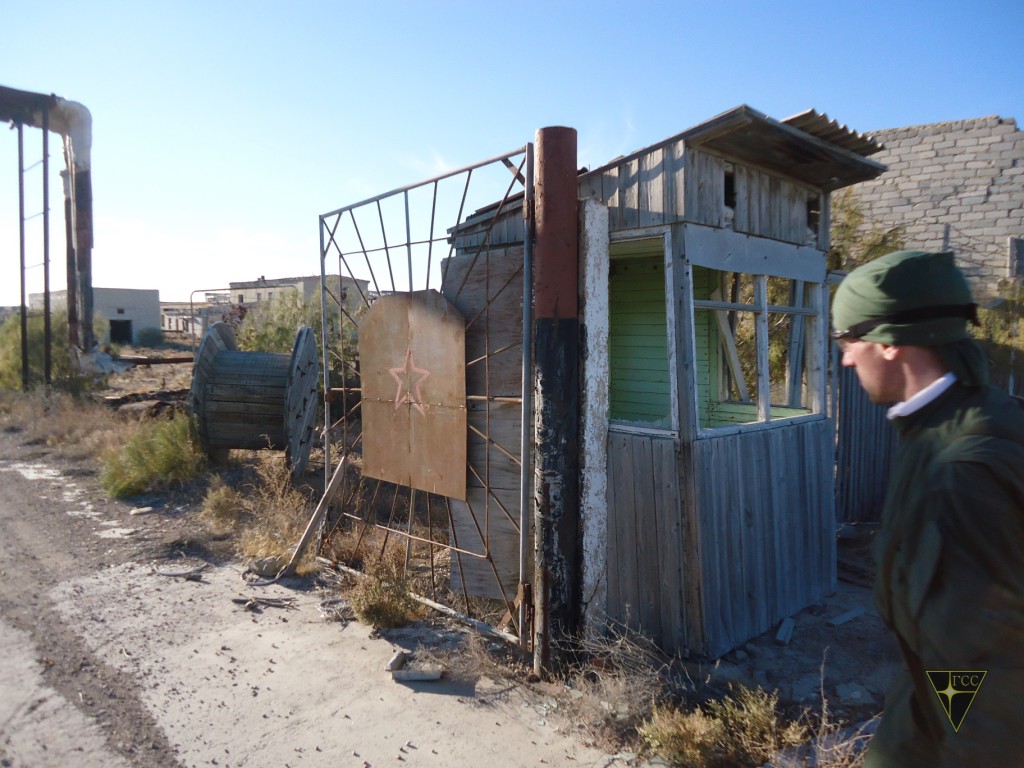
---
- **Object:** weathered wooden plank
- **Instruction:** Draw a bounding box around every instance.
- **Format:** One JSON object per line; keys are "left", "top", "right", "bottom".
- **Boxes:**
{"left": 631, "top": 435, "right": 662, "bottom": 640}
{"left": 467, "top": 400, "right": 521, "bottom": 492}
{"left": 605, "top": 433, "right": 623, "bottom": 625}
{"left": 639, "top": 148, "right": 664, "bottom": 228}
{"left": 653, "top": 437, "right": 684, "bottom": 654}
{"left": 603, "top": 167, "right": 622, "bottom": 230}
{"left": 667, "top": 140, "right": 686, "bottom": 221}
{"left": 684, "top": 223, "right": 826, "bottom": 284}
{"left": 676, "top": 441, "right": 702, "bottom": 655}
{"left": 440, "top": 248, "right": 524, "bottom": 396}
{"left": 204, "top": 400, "right": 284, "bottom": 416}
{"left": 448, "top": 485, "right": 523, "bottom": 601}
{"left": 620, "top": 158, "right": 640, "bottom": 231}
{"left": 607, "top": 431, "right": 640, "bottom": 627}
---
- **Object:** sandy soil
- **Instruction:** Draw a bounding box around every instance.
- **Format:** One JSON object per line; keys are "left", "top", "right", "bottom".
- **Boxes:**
{"left": 0, "top": 431, "right": 613, "bottom": 768}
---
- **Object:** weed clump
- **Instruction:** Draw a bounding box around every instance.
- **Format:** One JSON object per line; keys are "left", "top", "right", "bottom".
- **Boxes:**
{"left": 563, "top": 623, "right": 671, "bottom": 750}
{"left": 639, "top": 685, "right": 806, "bottom": 768}
{"left": 198, "top": 477, "right": 247, "bottom": 535}
{"left": 348, "top": 540, "right": 420, "bottom": 629}
{"left": 100, "top": 415, "right": 206, "bottom": 498}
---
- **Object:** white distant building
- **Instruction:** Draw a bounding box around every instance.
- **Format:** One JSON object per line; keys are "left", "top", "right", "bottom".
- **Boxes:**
{"left": 30, "top": 287, "right": 161, "bottom": 345}
{"left": 229, "top": 274, "right": 369, "bottom": 315}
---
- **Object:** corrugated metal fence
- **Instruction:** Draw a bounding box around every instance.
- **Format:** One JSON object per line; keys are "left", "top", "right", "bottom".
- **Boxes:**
{"left": 833, "top": 363, "right": 899, "bottom": 523}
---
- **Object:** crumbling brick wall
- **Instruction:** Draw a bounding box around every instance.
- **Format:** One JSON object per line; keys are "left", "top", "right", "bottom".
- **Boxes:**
{"left": 849, "top": 116, "right": 1024, "bottom": 296}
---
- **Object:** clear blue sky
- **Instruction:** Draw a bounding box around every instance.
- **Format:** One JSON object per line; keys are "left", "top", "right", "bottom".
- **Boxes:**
{"left": 2, "top": 0, "right": 1022, "bottom": 307}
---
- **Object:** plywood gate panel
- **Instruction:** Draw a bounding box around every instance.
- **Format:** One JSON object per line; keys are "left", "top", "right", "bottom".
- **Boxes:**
{"left": 360, "top": 291, "right": 467, "bottom": 500}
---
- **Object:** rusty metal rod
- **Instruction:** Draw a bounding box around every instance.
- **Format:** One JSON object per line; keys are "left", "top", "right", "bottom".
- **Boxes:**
{"left": 42, "top": 108, "right": 51, "bottom": 385}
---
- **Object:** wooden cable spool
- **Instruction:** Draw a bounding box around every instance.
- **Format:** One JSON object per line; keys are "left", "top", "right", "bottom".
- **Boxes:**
{"left": 190, "top": 322, "right": 320, "bottom": 478}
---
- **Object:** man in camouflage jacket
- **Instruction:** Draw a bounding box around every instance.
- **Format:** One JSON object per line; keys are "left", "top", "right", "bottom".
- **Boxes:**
{"left": 832, "top": 250, "right": 1024, "bottom": 767}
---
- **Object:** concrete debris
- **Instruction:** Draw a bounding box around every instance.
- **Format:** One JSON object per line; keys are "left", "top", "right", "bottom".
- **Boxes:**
{"left": 828, "top": 607, "right": 865, "bottom": 627}
{"left": 775, "top": 617, "right": 795, "bottom": 645}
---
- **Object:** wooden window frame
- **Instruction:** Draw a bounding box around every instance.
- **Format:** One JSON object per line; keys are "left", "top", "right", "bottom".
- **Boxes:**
{"left": 608, "top": 229, "right": 679, "bottom": 438}
{"left": 679, "top": 224, "right": 828, "bottom": 438}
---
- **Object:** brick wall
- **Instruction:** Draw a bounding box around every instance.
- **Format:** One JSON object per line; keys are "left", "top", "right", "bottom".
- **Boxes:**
{"left": 848, "top": 116, "right": 1024, "bottom": 296}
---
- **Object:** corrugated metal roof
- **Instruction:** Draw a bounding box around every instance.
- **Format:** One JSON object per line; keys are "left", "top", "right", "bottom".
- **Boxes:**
{"left": 782, "top": 109, "right": 883, "bottom": 157}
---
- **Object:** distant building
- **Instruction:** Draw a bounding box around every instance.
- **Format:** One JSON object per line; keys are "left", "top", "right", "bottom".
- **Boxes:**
{"left": 29, "top": 287, "right": 160, "bottom": 345}
{"left": 160, "top": 301, "right": 236, "bottom": 342}
{"left": 228, "top": 274, "right": 370, "bottom": 317}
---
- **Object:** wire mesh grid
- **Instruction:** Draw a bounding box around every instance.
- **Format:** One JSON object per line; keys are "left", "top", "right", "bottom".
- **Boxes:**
{"left": 316, "top": 145, "right": 534, "bottom": 642}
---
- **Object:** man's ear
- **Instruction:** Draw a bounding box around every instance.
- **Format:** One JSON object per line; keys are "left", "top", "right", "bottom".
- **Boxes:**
{"left": 880, "top": 345, "right": 903, "bottom": 361}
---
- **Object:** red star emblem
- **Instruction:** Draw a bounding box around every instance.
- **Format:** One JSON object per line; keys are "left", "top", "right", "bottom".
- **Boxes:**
{"left": 389, "top": 347, "right": 431, "bottom": 416}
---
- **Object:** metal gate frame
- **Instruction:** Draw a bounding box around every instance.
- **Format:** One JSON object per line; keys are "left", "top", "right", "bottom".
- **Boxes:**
{"left": 316, "top": 145, "right": 535, "bottom": 648}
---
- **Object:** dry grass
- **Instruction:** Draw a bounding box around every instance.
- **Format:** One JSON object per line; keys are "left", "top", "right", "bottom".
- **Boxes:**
{"left": 638, "top": 653, "right": 872, "bottom": 768}
{"left": 196, "top": 453, "right": 320, "bottom": 575}
{"left": 639, "top": 685, "right": 806, "bottom": 768}
{"left": 0, "top": 389, "right": 122, "bottom": 459}
{"left": 561, "top": 622, "right": 673, "bottom": 751}
{"left": 344, "top": 532, "right": 422, "bottom": 629}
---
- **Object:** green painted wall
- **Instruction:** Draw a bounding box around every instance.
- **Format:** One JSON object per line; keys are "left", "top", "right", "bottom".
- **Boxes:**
{"left": 609, "top": 255, "right": 670, "bottom": 427}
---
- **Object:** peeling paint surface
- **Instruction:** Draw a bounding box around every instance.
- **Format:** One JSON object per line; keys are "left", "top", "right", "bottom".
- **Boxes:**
{"left": 578, "top": 198, "right": 610, "bottom": 632}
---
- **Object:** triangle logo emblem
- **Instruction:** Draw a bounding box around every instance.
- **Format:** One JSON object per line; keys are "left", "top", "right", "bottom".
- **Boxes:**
{"left": 926, "top": 670, "right": 987, "bottom": 732}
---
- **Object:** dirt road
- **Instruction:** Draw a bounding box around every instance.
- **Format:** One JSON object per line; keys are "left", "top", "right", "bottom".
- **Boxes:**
{"left": 0, "top": 430, "right": 613, "bottom": 768}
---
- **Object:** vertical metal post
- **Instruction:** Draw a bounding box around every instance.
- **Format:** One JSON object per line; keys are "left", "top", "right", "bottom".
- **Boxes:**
{"left": 518, "top": 143, "right": 535, "bottom": 650}
{"left": 18, "top": 123, "right": 29, "bottom": 390}
{"left": 404, "top": 189, "right": 413, "bottom": 292}
{"left": 62, "top": 169, "right": 79, "bottom": 348}
{"left": 319, "top": 218, "right": 332, "bottom": 494}
{"left": 76, "top": 166, "right": 94, "bottom": 351}
{"left": 532, "top": 127, "right": 580, "bottom": 675}
{"left": 42, "top": 109, "right": 51, "bottom": 385}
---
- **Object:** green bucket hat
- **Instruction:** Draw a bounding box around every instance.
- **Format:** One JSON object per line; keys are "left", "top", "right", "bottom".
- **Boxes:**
{"left": 832, "top": 250, "right": 989, "bottom": 387}
{"left": 832, "top": 250, "right": 977, "bottom": 346}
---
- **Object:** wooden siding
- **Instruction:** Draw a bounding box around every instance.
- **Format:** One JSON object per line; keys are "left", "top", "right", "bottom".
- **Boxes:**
{"left": 691, "top": 417, "right": 835, "bottom": 657}
{"left": 578, "top": 146, "right": 820, "bottom": 247}
{"left": 606, "top": 431, "right": 688, "bottom": 653}
{"left": 440, "top": 248, "right": 530, "bottom": 598}
{"left": 578, "top": 140, "right": 686, "bottom": 233}
{"left": 734, "top": 165, "right": 813, "bottom": 244}
{"left": 609, "top": 255, "right": 671, "bottom": 426}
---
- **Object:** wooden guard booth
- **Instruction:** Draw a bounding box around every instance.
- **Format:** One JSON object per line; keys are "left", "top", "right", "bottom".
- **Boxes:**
{"left": 452, "top": 106, "right": 886, "bottom": 658}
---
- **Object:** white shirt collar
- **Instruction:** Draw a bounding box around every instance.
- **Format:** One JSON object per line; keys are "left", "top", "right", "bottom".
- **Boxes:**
{"left": 887, "top": 372, "right": 958, "bottom": 420}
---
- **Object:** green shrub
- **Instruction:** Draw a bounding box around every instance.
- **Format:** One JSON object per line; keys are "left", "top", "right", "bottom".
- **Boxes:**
{"left": 235, "top": 291, "right": 362, "bottom": 389}
{"left": 0, "top": 310, "right": 99, "bottom": 393}
{"left": 100, "top": 415, "right": 206, "bottom": 498}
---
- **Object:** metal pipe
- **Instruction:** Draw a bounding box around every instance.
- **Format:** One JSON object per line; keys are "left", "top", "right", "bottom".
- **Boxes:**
{"left": 18, "top": 124, "right": 28, "bottom": 390}
{"left": 62, "top": 171, "right": 78, "bottom": 348}
{"left": 531, "top": 127, "right": 580, "bottom": 675}
{"left": 42, "top": 108, "right": 51, "bottom": 385}
{"left": 319, "top": 219, "right": 332, "bottom": 495}
{"left": 518, "top": 143, "right": 536, "bottom": 652}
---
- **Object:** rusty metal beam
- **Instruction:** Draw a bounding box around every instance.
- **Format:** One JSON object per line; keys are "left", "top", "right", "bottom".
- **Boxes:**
{"left": 532, "top": 126, "right": 580, "bottom": 675}
{"left": 2, "top": 84, "right": 93, "bottom": 352}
